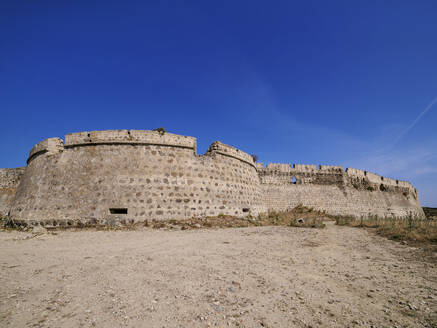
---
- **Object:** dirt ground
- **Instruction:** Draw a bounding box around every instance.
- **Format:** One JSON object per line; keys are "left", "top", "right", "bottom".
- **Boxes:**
{"left": 0, "top": 222, "right": 436, "bottom": 328}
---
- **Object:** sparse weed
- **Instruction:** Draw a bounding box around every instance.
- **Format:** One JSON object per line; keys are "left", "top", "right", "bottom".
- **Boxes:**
{"left": 334, "top": 213, "right": 437, "bottom": 244}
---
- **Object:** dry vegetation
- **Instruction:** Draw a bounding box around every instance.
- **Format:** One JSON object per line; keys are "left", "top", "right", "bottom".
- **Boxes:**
{"left": 335, "top": 214, "right": 437, "bottom": 245}
{"left": 4, "top": 207, "right": 437, "bottom": 249}
{"left": 135, "top": 204, "right": 326, "bottom": 230}
{"left": 1, "top": 205, "right": 327, "bottom": 232}
{"left": 423, "top": 207, "right": 437, "bottom": 220}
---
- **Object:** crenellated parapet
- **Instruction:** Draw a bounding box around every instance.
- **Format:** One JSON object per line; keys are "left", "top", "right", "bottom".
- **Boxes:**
{"left": 259, "top": 162, "right": 423, "bottom": 218}
{"left": 258, "top": 162, "right": 417, "bottom": 196}
{"left": 259, "top": 163, "right": 343, "bottom": 186}
{"left": 293, "top": 164, "right": 318, "bottom": 172}
{"left": 319, "top": 165, "right": 344, "bottom": 173}
{"left": 345, "top": 167, "right": 416, "bottom": 194}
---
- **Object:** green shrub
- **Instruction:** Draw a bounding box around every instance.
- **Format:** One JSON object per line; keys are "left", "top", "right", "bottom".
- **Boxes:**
{"left": 152, "top": 127, "right": 166, "bottom": 135}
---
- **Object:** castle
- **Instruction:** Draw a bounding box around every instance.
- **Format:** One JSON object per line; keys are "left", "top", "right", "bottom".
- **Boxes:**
{"left": 0, "top": 129, "right": 425, "bottom": 227}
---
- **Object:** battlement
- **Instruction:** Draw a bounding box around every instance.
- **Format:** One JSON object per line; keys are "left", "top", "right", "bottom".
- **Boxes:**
{"left": 293, "top": 164, "right": 318, "bottom": 172}
{"left": 258, "top": 162, "right": 416, "bottom": 193}
{"left": 64, "top": 130, "right": 197, "bottom": 150}
{"left": 345, "top": 167, "right": 367, "bottom": 177}
{"left": 262, "top": 163, "right": 341, "bottom": 173}
{"left": 266, "top": 163, "right": 292, "bottom": 171}
{"left": 319, "top": 165, "right": 344, "bottom": 172}
{"left": 206, "top": 141, "right": 255, "bottom": 167}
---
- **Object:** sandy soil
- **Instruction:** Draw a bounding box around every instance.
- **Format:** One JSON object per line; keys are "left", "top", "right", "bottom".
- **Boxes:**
{"left": 0, "top": 222, "right": 436, "bottom": 328}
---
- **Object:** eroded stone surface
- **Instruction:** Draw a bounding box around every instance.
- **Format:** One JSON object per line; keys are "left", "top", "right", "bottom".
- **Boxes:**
{"left": 0, "top": 168, "right": 25, "bottom": 216}
{"left": 0, "top": 129, "right": 424, "bottom": 225}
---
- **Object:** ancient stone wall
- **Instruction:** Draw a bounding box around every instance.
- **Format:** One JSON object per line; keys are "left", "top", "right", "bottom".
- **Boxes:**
{"left": 1, "top": 129, "right": 425, "bottom": 226}
{"left": 0, "top": 167, "right": 25, "bottom": 216}
{"left": 9, "top": 130, "right": 265, "bottom": 227}
{"left": 258, "top": 164, "right": 424, "bottom": 218}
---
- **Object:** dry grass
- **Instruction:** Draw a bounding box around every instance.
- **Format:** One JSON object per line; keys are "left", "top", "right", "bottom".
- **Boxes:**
{"left": 265, "top": 204, "right": 326, "bottom": 228}
{"left": 143, "top": 205, "right": 326, "bottom": 230}
{"left": 335, "top": 214, "right": 437, "bottom": 244}
{"left": 1, "top": 206, "right": 327, "bottom": 231}
{"left": 423, "top": 207, "right": 437, "bottom": 220}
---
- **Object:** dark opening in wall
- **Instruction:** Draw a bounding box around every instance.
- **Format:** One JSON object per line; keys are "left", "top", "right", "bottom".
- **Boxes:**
{"left": 291, "top": 177, "right": 297, "bottom": 184}
{"left": 110, "top": 208, "right": 128, "bottom": 214}
{"left": 379, "top": 184, "right": 387, "bottom": 192}
{"left": 242, "top": 208, "right": 250, "bottom": 213}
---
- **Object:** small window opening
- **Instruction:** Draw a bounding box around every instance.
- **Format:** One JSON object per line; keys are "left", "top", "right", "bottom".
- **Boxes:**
{"left": 110, "top": 208, "right": 128, "bottom": 214}
{"left": 242, "top": 208, "right": 250, "bottom": 213}
{"left": 379, "top": 184, "right": 386, "bottom": 192}
{"left": 291, "top": 177, "right": 297, "bottom": 184}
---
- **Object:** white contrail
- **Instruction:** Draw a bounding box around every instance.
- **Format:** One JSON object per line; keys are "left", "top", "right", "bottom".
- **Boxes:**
{"left": 393, "top": 96, "right": 437, "bottom": 146}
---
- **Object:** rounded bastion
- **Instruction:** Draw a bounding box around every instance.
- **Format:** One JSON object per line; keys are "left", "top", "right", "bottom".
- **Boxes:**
{"left": 5, "top": 129, "right": 425, "bottom": 227}
{"left": 9, "top": 130, "right": 265, "bottom": 227}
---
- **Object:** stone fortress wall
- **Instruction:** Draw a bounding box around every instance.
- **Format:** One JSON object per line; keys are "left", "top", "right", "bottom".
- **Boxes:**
{"left": 8, "top": 130, "right": 265, "bottom": 226}
{"left": 1, "top": 129, "right": 425, "bottom": 227}
{"left": 258, "top": 163, "right": 423, "bottom": 218}
{"left": 0, "top": 167, "right": 25, "bottom": 216}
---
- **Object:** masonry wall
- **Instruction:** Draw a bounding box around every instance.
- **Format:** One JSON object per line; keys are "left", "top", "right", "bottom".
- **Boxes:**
{"left": 2, "top": 130, "right": 426, "bottom": 226}
{"left": 9, "top": 130, "right": 265, "bottom": 227}
{"left": 258, "top": 164, "right": 424, "bottom": 218}
{"left": 0, "top": 168, "right": 25, "bottom": 216}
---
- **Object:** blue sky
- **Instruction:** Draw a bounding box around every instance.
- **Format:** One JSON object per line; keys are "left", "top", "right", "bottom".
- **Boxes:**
{"left": 1, "top": 1, "right": 436, "bottom": 206}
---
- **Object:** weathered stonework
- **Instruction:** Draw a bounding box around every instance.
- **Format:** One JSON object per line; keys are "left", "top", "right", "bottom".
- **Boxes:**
{"left": 0, "top": 167, "right": 25, "bottom": 216}
{"left": 258, "top": 164, "right": 423, "bottom": 218}
{"left": 0, "top": 129, "right": 425, "bottom": 227}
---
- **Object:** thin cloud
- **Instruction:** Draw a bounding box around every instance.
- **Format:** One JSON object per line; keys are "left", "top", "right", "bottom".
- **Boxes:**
{"left": 393, "top": 96, "right": 437, "bottom": 146}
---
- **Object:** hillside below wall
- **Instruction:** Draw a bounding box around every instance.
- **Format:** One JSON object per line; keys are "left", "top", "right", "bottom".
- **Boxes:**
{"left": 0, "top": 168, "right": 25, "bottom": 216}
{"left": 10, "top": 131, "right": 264, "bottom": 226}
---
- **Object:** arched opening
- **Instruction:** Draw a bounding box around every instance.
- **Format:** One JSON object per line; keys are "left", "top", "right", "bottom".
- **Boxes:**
{"left": 291, "top": 177, "right": 297, "bottom": 184}
{"left": 379, "top": 184, "right": 386, "bottom": 192}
